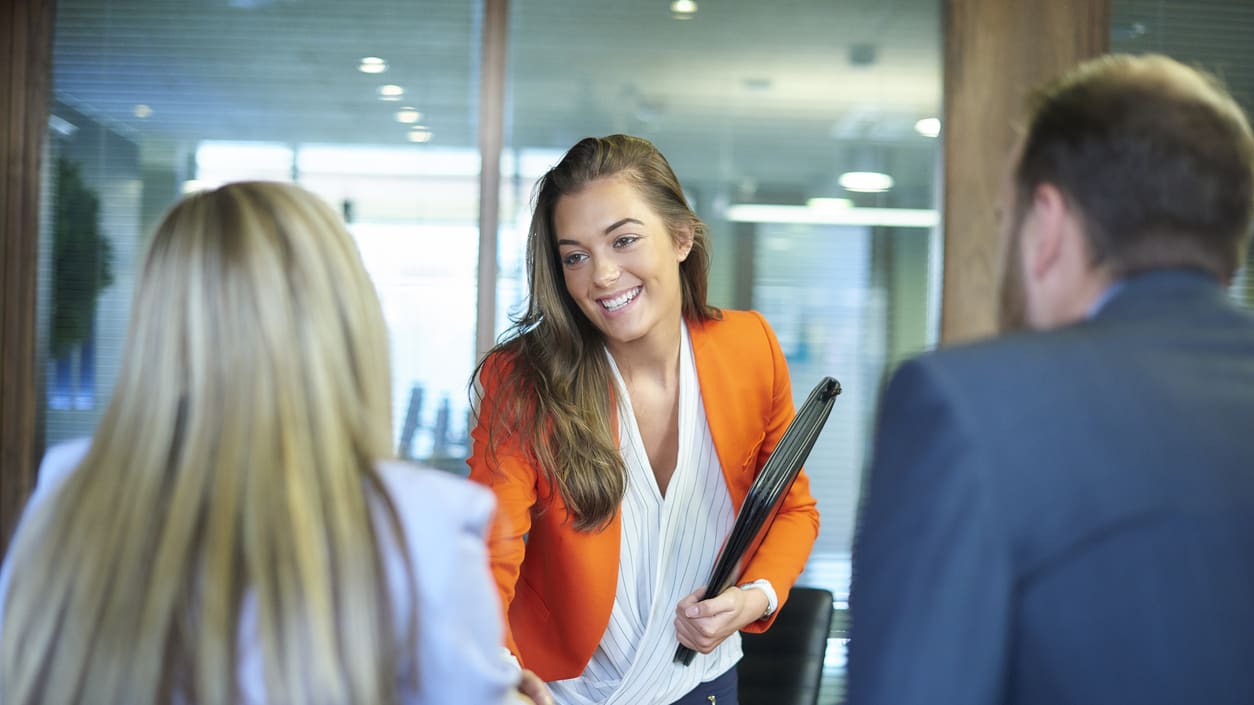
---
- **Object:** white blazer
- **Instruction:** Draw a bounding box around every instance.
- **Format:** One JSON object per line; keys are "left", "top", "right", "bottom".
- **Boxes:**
{"left": 0, "top": 439, "right": 520, "bottom": 705}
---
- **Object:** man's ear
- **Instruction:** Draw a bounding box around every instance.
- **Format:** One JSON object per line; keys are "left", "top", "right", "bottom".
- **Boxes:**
{"left": 1025, "top": 183, "right": 1070, "bottom": 279}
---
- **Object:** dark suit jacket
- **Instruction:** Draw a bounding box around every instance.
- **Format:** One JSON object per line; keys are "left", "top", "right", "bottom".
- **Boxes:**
{"left": 848, "top": 269, "right": 1254, "bottom": 705}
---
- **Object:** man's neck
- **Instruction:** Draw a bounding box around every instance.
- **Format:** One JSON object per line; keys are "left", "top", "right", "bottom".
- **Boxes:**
{"left": 1033, "top": 266, "right": 1115, "bottom": 329}
{"left": 1085, "top": 277, "right": 1126, "bottom": 319}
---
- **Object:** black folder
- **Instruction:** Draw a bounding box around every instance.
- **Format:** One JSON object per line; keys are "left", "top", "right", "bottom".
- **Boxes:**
{"left": 675, "top": 376, "right": 842, "bottom": 666}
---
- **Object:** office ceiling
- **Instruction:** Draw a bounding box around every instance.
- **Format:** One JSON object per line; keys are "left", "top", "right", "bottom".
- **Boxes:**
{"left": 52, "top": 0, "right": 944, "bottom": 206}
{"left": 50, "top": 0, "right": 1254, "bottom": 209}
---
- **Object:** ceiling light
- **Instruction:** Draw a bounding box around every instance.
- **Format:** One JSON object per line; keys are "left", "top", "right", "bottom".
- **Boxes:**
{"left": 48, "top": 115, "right": 78, "bottom": 136}
{"left": 133, "top": 104, "right": 153, "bottom": 119}
{"left": 726, "top": 204, "right": 937, "bottom": 228}
{"left": 671, "top": 0, "right": 697, "bottom": 18}
{"left": 766, "top": 237, "right": 794, "bottom": 252}
{"left": 838, "top": 171, "right": 894, "bottom": 193}
{"left": 359, "top": 57, "right": 388, "bottom": 74}
{"left": 395, "top": 107, "right": 422, "bottom": 124}
{"left": 807, "top": 197, "right": 854, "bottom": 211}
{"left": 407, "top": 126, "right": 433, "bottom": 143}
{"left": 196, "top": 141, "right": 294, "bottom": 172}
{"left": 914, "top": 117, "right": 941, "bottom": 138}
{"left": 378, "top": 84, "right": 405, "bottom": 101}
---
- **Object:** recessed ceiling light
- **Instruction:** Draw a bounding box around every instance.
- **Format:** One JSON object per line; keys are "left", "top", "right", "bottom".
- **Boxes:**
{"left": 671, "top": 0, "right": 697, "bottom": 18}
{"left": 359, "top": 57, "right": 388, "bottom": 74}
{"left": 838, "top": 171, "right": 894, "bottom": 193}
{"left": 378, "top": 84, "right": 405, "bottom": 101}
{"left": 407, "top": 126, "right": 433, "bottom": 143}
{"left": 807, "top": 197, "right": 854, "bottom": 210}
{"left": 133, "top": 104, "right": 153, "bottom": 119}
{"left": 395, "top": 107, "right": 422, "bottom": 124}
{"left": 914, "top": 117, "right": 941, "bottom": 138}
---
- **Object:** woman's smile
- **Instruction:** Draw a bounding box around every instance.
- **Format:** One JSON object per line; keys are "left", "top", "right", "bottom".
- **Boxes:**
{"left": 598, "top": 286, "right": 642, "bottom": 312}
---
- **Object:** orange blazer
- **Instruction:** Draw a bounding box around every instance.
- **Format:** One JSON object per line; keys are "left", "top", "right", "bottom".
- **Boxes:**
{"left": 467, "top": 309, "right": 821, "bottom": 681}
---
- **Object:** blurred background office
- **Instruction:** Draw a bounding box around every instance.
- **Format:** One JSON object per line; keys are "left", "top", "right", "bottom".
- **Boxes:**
{"left": 2, "top": 1, "right": 1253, "bottom": 703}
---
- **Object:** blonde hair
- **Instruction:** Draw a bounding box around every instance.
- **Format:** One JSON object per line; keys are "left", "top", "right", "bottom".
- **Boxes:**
{"left": 2, "top": 182, "right": 409, "bottom": 704}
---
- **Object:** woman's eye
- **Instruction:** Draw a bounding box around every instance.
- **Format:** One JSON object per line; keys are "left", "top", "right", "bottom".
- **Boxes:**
{"left": 561, "top": 252, "right": 587, "bottom": 267}
{"left": 613, "top": 235, "right": 640, "bottom": 248}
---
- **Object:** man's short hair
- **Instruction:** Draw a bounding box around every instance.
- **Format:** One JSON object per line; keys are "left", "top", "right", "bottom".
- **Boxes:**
{"left": 1015, "top": 53, "right": 1254, "bottom": 281}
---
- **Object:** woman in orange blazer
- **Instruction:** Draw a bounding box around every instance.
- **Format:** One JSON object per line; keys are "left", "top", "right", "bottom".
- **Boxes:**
{"left": 468, "top": 134, "right": 819, "bottom": 705}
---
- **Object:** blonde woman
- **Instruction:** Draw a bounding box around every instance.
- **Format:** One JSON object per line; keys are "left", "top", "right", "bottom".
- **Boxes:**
{"left": 0, "top": 182, "right": 540, "bottom": 705}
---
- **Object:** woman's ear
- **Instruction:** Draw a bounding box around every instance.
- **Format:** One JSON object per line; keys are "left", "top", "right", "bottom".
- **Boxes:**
{"left": 674, "top": 224, "right": 695, "bottom": 262}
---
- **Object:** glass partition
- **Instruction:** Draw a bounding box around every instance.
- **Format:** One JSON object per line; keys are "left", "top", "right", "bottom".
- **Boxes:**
{"left": 504, "top": 2, "right": 943, "bottom": 699}
{"left": 47, "top": 2, "right": 944, "bottom": 700}
{"left": 46, "top": 0, "right": 483, "bottom": 470}
{"left": 1111, "top": 0, "right": 1254, "bottom": 308}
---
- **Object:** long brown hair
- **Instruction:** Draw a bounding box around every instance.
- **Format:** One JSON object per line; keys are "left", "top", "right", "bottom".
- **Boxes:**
{"left": 2, "top": 182, "right": 409, "bottom": 704}
{"left": 474, "top": 134, "right": 719, "bottom": 531}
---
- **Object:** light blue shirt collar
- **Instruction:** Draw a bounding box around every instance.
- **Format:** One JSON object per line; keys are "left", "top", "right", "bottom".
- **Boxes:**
{"left": 1087, "top": 280, "right": 1126, "bottom": 319}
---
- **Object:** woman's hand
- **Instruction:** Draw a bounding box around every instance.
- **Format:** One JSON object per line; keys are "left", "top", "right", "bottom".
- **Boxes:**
{"left": 516, "top": 668, "right": 553, "bottom": 705}
{"left": 673, "top": 585, "right": 770, "bottom": 654}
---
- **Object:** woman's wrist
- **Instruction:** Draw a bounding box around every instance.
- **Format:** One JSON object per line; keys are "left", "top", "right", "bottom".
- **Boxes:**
{"left": 745, "top": 588, "right": 770, "bottom": 622}
{"left": 737, "top": 578, "right": 778, "bottom": 620}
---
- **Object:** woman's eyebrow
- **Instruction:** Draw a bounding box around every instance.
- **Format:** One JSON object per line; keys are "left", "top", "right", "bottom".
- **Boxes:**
{"left": 603, "top": 217, "right": 644, "bottom": 234}
{"left": 557, "top": 217, "right": 645, "bottom": 246}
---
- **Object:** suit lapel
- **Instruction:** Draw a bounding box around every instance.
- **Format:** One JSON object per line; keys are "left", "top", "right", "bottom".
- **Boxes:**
{"left": 688, "top": 316, "right": 757, "bottom": 511}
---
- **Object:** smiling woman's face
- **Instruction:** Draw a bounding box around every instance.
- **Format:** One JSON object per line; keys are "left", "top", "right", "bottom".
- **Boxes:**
{"left": 553, "top": 175, "right": 693, "bottom": 352}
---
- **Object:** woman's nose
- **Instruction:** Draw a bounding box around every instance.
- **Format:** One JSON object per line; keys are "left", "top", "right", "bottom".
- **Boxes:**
{"left": 593, "top": 257, "right": 621, "bottom": 287}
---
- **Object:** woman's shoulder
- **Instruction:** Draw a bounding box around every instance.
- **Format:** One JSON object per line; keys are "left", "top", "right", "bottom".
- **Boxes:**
{"left": 712, "top": 308, "right": 768, "bottom": 326}
{"left": 475, "top": 346, "right": 525, "bottom": 396}
{"left": 0, "top": 438, "right": 93, "bottom": 606}
{"left": 690, "top": 309, "right": 777, "bottom": 344}
{"left": 30, "top": 437, "right": 92, "bottom": 501}
{"left": 375, "top": 460, "right": 495, "bottom": 534}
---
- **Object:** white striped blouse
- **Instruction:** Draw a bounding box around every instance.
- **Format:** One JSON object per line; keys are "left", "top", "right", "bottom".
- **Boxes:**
{"left": 547, "top": 325, "right": 741, "bottom": 705}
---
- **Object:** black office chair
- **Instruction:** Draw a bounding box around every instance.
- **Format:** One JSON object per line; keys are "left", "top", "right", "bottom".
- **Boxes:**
{"left": 738, "top": 586, "right": 833, "bottom": 705}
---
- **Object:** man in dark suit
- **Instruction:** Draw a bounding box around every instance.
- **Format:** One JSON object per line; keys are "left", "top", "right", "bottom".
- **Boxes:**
{"left": 847, "top": 54, "right": 1254, "bottom": 705}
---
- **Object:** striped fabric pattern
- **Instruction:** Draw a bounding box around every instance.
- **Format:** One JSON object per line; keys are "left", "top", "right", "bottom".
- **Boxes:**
{"left": 548, "top": 325, "right": 740, "bottom": 705}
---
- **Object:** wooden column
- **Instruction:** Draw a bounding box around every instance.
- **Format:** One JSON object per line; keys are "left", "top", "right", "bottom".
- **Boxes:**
{"left": 941, "top": 0, "right": 1109, "bottom": 343}
{"left": 1, "top": 0, "right": 55, "bottom": 552}
{"left": 475, "top": 0, "right": 509, "bottom": 363}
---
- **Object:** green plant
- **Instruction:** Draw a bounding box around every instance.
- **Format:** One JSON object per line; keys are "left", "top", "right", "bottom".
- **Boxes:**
{"left": 50, "top": 157, "right": 114, "bottom": 359}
